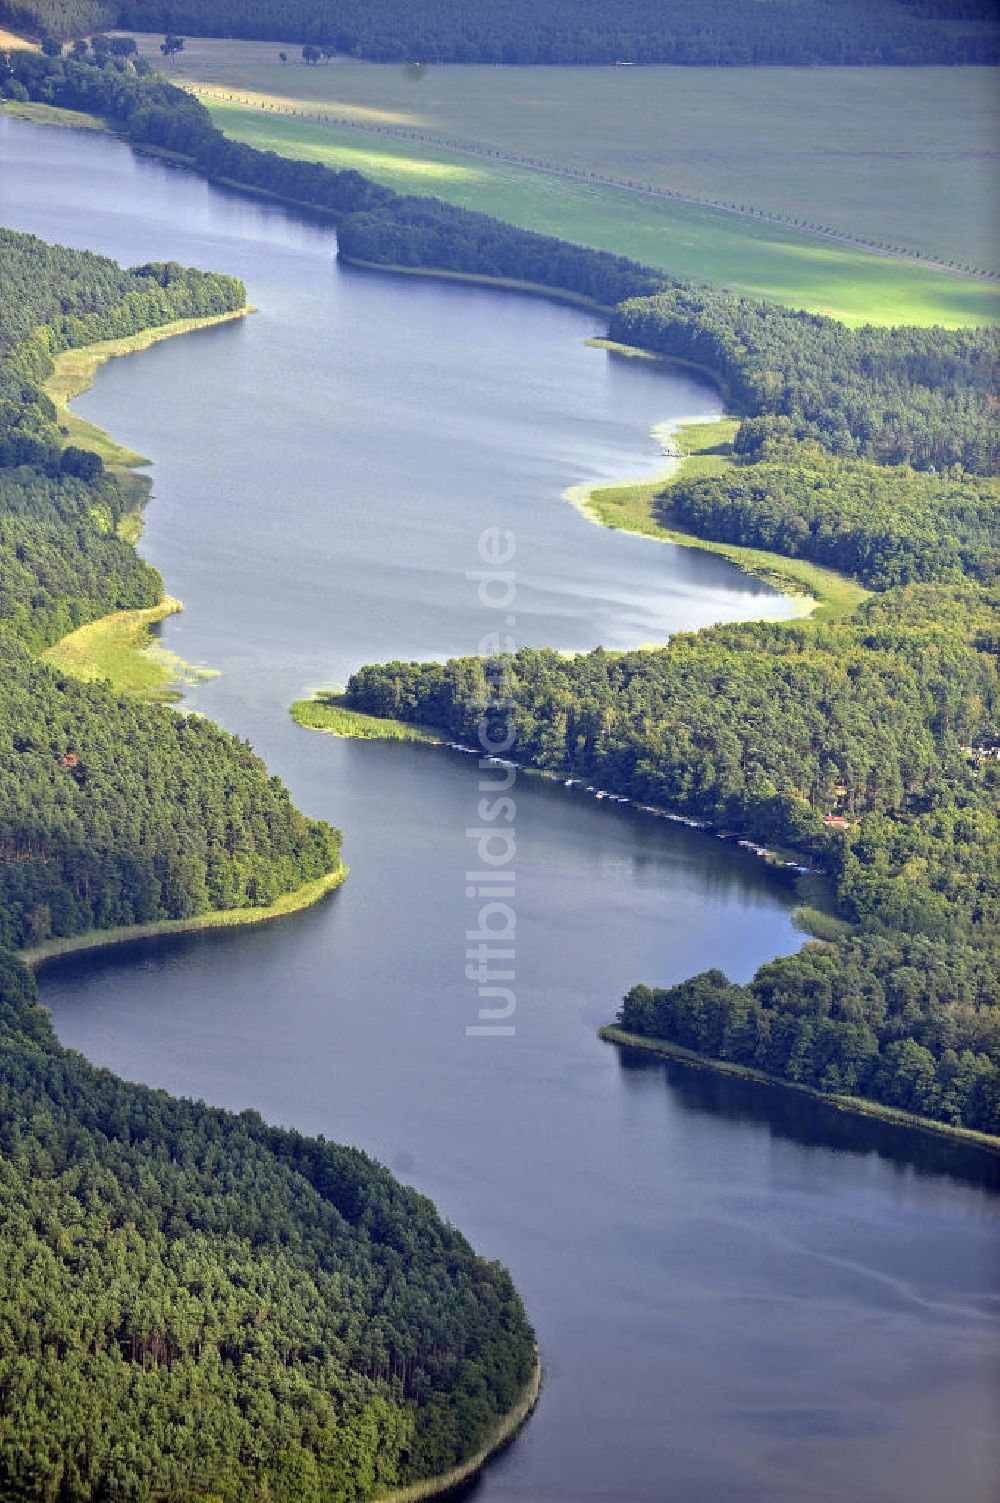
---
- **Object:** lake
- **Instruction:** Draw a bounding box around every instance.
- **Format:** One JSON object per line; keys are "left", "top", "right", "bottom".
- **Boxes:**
{"left": 2, "top": 116, "right": 997, "bottom": 1503}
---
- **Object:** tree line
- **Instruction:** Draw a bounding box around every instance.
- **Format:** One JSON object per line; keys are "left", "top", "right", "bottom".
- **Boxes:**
{"left": 2, "top": 51, "right": 666, "bottom": 308}
{"left": 0, "top": 230, "right": 236, "bottom": 661}
{"left": 14, "top": 53, "right": 989, "bottom": 477}
{"left": 609, "top": 288, "right": 999, "bottom": 474}
{"left": 617, "top": 934, "right": 998, "bottom": 1132}
{"left": 3, "top": 0, "right": 997, "bottom": 64}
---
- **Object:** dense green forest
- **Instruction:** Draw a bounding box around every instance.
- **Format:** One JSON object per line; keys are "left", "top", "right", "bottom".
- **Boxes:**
{"left": 662, "top": 441, "right": 999, "bottom": 589}
{"left": 0, "top": 635, "right": 342, "bottom": 949}
{"left": 0, "top": 229, "right": 243, "bottom": 649}
{"left": 609, "top": 290, "right": 1000, "bottom": 473}
{"left": 0, "top": 217, "right": 535, "bottom": 1496}
{"left": 0, "top": 954, "right": 537, "bottom": 1499}
{"left": 306, "top": 33, "right": 998, "bottom": 1132}
{"left": 2, "top": 0, "right": 997, "bottom": 64}
{"left": 617, "top": 936, "right": 999, "bottom": 1130}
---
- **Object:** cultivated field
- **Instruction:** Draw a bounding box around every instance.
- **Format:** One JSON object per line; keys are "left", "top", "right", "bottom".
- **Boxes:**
{"left": 200, "top": 101, "right": 998, "bottom": 326}
{"left": 134, "top": 36, "right": 998, "bottom": 271}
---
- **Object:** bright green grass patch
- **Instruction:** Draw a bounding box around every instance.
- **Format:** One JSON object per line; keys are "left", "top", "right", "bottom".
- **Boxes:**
{"left": 0, "top": 99, "right": 105, "bottom": 130}
{"left": 43, "top": 597, "right": 218, "bottom": 703}
{"left": 37, "top": 312, "right": 252, "bottom": 700}
{"left": 571, "top": 414, "right": 868, "bottom": 623}
{"left": 45, "top": 309, "right": 251, "bottom": 514}
{"left": 292, "top": 692, "right": 444, "bottom": 742}
{"left": 581, "top": 478, "right": 868, "bottom": 622}
{"left": 202, "top": 102, "right": 998, "bottom": 327}
{"left": 17, "top": 864, "right": 347, "bottom": 968}
{"left": 667, "top": 415, "right": 740, "bottom": 480}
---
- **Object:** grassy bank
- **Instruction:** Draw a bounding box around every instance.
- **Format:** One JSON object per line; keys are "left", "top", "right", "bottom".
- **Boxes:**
{"left": 42, "top": 596, "right": 218, "bottom": 702}
{"left": 340, "top": 253, "right": 608, "bottom": 310}
{"left": 376, "top": 1354, "right": 542, "bottom": 1503}
{"left": 18, "top": 864, "right": 347, "bottom": 968}
{"left": 600, "top": 1027, "right": 1000, "bottom": 1153}
{"left": 37, "top": 310, "right": 252, "bottom": 699}
{"left": 292, "top": 692, "right": 445, "bottom": 742}
{"left": 43, "top": 307, "right": 251, "bottom": 479}
{"left": 567, "top": 413, "right": 870, "bottom": 623}
{"left": 0, "top": 99, "right": 105, "bottom": 130}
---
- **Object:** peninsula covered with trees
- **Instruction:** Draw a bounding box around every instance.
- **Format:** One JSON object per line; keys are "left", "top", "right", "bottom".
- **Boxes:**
{"left": 0, "top": 224, "right": 537, "bottom": 1493}
{"left": 0, "top": 955, "right": 537, "bottom": 1500}
{"left": 303, "top": 170, "right": 1000, "bottom": 1138}
{"left": 3, "top": 0, "right": 998, "bottom": 65}
{"left": 342, "top": 583, "right": 999, "bottom": 1136}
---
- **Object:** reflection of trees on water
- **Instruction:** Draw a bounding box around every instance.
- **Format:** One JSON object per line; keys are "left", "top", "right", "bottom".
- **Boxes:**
{"left": 614, "top": 1044, "right": 1000, "bottom": 1192}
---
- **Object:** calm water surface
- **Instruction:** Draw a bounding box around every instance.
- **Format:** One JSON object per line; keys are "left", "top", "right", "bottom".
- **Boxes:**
{"left": 2, "top": 119, "right": 997, "bottom": 1503}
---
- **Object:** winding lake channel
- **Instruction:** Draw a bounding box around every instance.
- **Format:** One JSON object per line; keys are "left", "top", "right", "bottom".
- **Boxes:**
{"left": 2, "top": 116, "right": 998, "bottom": 1503}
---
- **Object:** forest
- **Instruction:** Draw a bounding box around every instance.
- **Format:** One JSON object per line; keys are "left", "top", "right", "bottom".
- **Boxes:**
{"left": 0, "top": 953, "right": 537, "bottom": 1500}
{"left": 321, "top": 184, "right": 998, "bottom": 1130}
{"left": 2, "top": 51, "right": 667, "bottom": 309}
{"left": 0, "top": 229, "right": 228, "bottom": 647}
{"left": 609, "top": 289, "right": 1000, "bottom": 473}
{"left": 662, "top": 440, "right": 999, "bottom": 589}
{"left": 0, "top": 211, "right": 535, "bottom": 1496}
{"left": 0, "top": 230, "right": 347, "bottom": 953}
{"left": 616, "top": 934, "right": 999, "bottom": 1131}
{"left": 2, "top": 0, "right": 998, "bottom": 64}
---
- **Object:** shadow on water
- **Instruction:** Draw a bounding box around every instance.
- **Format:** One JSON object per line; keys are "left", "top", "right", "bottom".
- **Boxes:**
{"left": 614, "top": 1043, "right": 1000, "bottom": 1191}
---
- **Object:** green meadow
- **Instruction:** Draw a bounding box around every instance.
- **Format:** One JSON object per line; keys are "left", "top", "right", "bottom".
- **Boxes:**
{"left": 202, "top": 100, "right": 997, "bottom": 326}
{"left": 42, "top": 598, "right": 219, "bottom": 702}
{"left": 141, "top": 39, "right": 996, "bottom": 266}
{"left": 124, "top": 35, "right": 998, "bottom": 320}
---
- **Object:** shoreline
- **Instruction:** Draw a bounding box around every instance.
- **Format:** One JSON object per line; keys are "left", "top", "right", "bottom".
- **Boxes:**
{"left": 41, "top": 596, "right": 220, "bottom": 703}
{"left": 191, "top": 85, "right": 998, "bottom": 288}
{"left": 563, "top": 385, "right": 868, "bottom": 623}
{"left": 338, "top": 252, "right": 611, "bottom": 312}
{"left": 291, "top": 693, "right": 443, "bottom": 743}
{"left": 18, "top": 865, "right": 347, "bottom": 969}
{"left": 600, "top": 1027, "right": 1000, "bottom": 1153}
{"left": 44, "top": 306, "right": 251, "bottom": 476}
{"left": 41, "top": 308, "right": 253, "bottom": 699}
{"left": 29, "top": 303, "right": 343, "bottom": 969}
{"left": 376, "top": 1353, "right": 542, "bottom": 1503}
{"left": 585, "top": 336, "right": 732, "bottom": 401}
{"left": 293, "top": 696, "right": 821, "bottom": 883}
